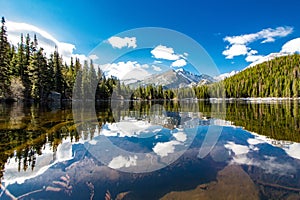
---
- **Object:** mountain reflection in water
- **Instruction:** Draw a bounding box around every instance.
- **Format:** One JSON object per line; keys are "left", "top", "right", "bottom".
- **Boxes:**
{"left": 0, "top": 100, "right": 299, "bottom": 199}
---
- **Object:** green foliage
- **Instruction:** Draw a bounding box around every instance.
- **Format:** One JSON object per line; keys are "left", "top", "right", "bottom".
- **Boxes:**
{"left": 0, "top": 17, "right": 11, "bottom": 97}
{"left": 222, "top": 54, "right": 300, "bottom": 98}
{"left": 194, "top": 54, "right": 300, "bottom": 98}
{"left": 131, "top": 84, "right": 176, "bottom": 100}
{"left": 225, "top": 101, "right": 300, "bottom": 142}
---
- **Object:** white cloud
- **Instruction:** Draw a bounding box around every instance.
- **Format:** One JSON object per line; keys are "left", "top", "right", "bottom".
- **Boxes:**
{"left": 214, "top": 70, "right": 239, "bottom": 81}
{"left": 173, "top": 131, "right": 187, "bottom": 142}
{"left": 100, "top": 61, "right": 151, "bottom": 84}
{"left": 224, "top": 142, "right": 250, "bottom": 155}
{"left": 152, "top": 65, "right": 162, "bottom": 72}
{"left": 152, "top": 140, "right": 181, "bottom": 157}
{"left": 89, "top": 54, "right": 99, "bottom": 60}
{"left": 151, "top": 45, "right": 180, "bottom": 60}
{"left": 244, "top": 37, "right": 300, "bottom": 68}
{"left": 141, "top": 64, "right": 149, "bottom": 68}
{"left": 101, "top": 117, "right": 162, "bottom": 138}
{"left": 281, "top": 38, "right": 300, "bottom": 53}
{"left": 224, "top": 27, "right": 293, "bottom": 46}
{"left": 108, "top": 155, "right": 138, "bottom": 169}
{"left": 248, "top": 49, "right": 258, "bottom": 55}
{"left": 224, "top": 33, "right": 258, "bottom": 45}
{"left": 222, "top": 44, "right": 248, "bottom": 59}
{"left": 223, "top": 26, "right": 293, "bottom": 60}
{"left": 6, "top": 21, "right": 87, "bottom": 63}
{"left": 259, "top": 27, "right": 293, "bottom": 43}
{"left": 107, "top": 36, "right": 137, "bottom": 49}
{"left": 171, "top": 59, "right": 187, "bottom": 67}
{"left": 245, "top": 54, "right": 264, "bottom": 62}
{"left": 153, "top": 60, "right": 162, "bottom": 64}
{"left": 246, "top": 52, "right": 289, "bottom": 68}
{"left": 245, "top": 48, "right": 264, "bottom": 62}
{"left": 225, "top": 140, "right": 296, "bottom": 175}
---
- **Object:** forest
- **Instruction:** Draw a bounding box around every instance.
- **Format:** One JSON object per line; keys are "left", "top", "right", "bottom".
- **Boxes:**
{"left": 1, "top": 16, "right": 299, "bottom": 102}
{"left": 0, "top": 17, "right": 179, "bottom": 102}
{"left": 194, "top": 54, "right": 300, "bottom": 98}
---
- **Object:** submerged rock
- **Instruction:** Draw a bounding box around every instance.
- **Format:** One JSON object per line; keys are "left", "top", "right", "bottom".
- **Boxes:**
{"left": 160, "top": 164, "right": 259, "bottom": 200}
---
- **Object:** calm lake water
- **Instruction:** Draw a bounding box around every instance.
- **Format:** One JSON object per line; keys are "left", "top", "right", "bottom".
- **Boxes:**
{"left": 0, "top": 100, "right": 299, "bottom": 199}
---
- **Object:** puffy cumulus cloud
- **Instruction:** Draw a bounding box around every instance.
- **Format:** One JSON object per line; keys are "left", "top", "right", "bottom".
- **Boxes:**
{"left": 88, "top": 54, "right": 99, "bottom": 60}
{"left": 6, "top": 21, "right": 87, "bottom": 63}
{"left": 173, "top": 131, "right": 187, "bottom": 142}
{"left": 107, "top": 36, "right": 137, "bottom": 49}
{"left": 100, "top": 61, "right": 151, "bottom": 84}
{"left": 224, "top": 33, "right": 258, "bottom": 45}
{"left": 152, "top": 65, "right": 162, "bottom": 72}
{"left": 222, "top": 44, "right": 248, "bottom": 59}
{"left": 245, "top": 54, "right": 264, "bottom": 63}
{"left": 224, "top": 142, "right": 250, "bottom": 155}
{"left": 150, "top": 45, "right": 181, "bottom": 60}
{"left": 223, "top": 26, "right": 293, "bottom": 60}
{"left": 248, "top": 50, "right": 258, "bottom": 55}
{"left": 151, "top": 45, "right": 189, "bottom": 70}
{"left": 245, "top": 37, "right": 300, "bottom": 67}
{"left": 108, "top": 155, "right": 138, "bottom": 169}
{"left": 245, "top": 49, "right": 263, "bottom": 63}
{"left": 246, "top": 52, "right": 289, "bottom": 68}
{"left": 281, "top": 38, "right": 300, "bottom": 53}
{"left": 171, "top": 59, "right": 187, "bottom": 67}
{"left": 152, "top": 140, "right": 181, "bottom": 157}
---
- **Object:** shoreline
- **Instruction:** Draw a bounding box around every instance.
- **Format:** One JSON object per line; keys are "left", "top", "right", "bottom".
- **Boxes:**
{"left": 210, "top": 97, "right": 300, "bottom": 102}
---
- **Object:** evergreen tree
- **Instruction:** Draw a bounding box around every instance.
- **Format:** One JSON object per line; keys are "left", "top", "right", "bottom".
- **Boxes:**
{"left": 28, "top": 48, "right": 39, "bottom": 99}
{"left": 89, "top": 59, "right": 97, "bottom": 99}
{"left": 53, "top": 47, "right": 63, "bottom": 95}
{"left": 0, "top": 17, "right": 11, "bottom": 97}
{"left": 23, "top": 34, "right": 32, "bottom": 98}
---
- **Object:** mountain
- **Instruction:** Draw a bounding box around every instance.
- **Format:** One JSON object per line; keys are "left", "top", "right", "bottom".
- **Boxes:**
{"left": 130, "top": 68, "right": 215, "bottom": 89}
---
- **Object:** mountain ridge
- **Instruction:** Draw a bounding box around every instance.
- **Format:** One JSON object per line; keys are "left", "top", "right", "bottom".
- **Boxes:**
{"left": 129, "top": 68, "right": 215, "bottom": 89}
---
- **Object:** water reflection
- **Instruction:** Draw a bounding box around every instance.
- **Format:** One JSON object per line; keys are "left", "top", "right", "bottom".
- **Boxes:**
{"left": 0, "top": 100, "right": 299, "bottom": 199}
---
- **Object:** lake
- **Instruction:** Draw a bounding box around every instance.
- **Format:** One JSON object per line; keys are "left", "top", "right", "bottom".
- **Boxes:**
{"left": 0, "top": 100, "right": 299, "bottom": 199}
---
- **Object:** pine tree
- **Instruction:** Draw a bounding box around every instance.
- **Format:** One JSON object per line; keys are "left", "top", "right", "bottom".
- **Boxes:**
{"left": 22, "top": 34, "right": 32, "bottom": 99}
{"left": 17, "top": 34, "right": 25, "bottom": 77}
{"left": 89, "top": 59, "right": 97, "bottom": 99}
{"left": 0, "top": 17, "right": 11, "bottom": 97}
{"left": 37, "top": 48, "right": 49, "bottom": 100}
{"left": 82, "top": 60, "right": 90, "bottom": 99}
{"left": 28, "top": 49, "right": 39, "bottom": 99}
{"left": 53, "top": 47, "right": 63, "bottom": 95}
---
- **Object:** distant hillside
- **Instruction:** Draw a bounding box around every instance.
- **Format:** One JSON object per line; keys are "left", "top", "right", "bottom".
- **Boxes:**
{"left": 222, "top": 54, "right": 300, "bottom": 98}
{"left": 194, "top": 54, "right": 300, "bottom": 98}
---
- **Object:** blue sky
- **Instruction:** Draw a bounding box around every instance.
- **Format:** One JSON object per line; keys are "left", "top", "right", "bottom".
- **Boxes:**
{"left": 1, "top": 0, "right": 300, "bottom": 74}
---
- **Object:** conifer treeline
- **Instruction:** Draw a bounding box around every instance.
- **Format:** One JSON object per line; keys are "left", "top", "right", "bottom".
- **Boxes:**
{"left": 0, "top": 17, "right": 131, "bottom": 101}
{"left": 194, "top": 54, "right": 300, "bottom": 98}
{"left": 0, "top": 17, "right": 177, "bottom": 102}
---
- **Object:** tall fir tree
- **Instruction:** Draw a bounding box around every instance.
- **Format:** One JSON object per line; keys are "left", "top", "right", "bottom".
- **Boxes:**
{"left": 53, "top": 46, "right": 63, "bottom": 96}
{"left": 22, "top": 34, "right": 32, "bottom": 99}
{"left": 0, "top": 17, "right": 11, "bottom": 97}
